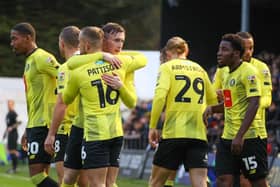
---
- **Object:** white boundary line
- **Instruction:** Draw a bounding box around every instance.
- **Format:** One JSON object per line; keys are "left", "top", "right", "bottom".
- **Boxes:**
{"left": 0, "top": 172, "right": 30, "bottom": 181}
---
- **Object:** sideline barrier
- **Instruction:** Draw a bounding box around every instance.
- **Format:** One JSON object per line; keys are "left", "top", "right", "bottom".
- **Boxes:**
{"left": 119, "top": 150, "right": 280, "bottom": 187}
{"left": 119, "top": 149, "right": 216, "bottom": 185}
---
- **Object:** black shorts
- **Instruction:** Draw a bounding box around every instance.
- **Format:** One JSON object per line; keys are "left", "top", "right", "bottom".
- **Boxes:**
{"left": 64, "top": 126, "right": 83, "bottom": 169}
{"left": 7, "top": 130, "right": 18, "bottom": 150}
{"left": 153, "top": 138, "right": 208, "bottom": 171}
{"left": 82, "top": 136, "right": 123, "bottom": 169}
{"left": 54, "top": 134, "right": 68, "bottom": 162}
{"left": 216, "top": 138, "right": 268, "bottom": 181}
{"left": 26, "top": 127, "right": 52, "bottom": 165}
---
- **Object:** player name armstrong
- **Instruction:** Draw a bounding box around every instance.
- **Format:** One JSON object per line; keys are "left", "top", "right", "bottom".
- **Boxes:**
{"left": 87, "top": 64, "right": 114, "bottom": 76}
{"left": 171, "top": 65, "right": 204, "bottom": 72}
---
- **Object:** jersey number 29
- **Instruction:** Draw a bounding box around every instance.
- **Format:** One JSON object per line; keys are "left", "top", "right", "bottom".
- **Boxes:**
{"left": 175, "top": 75, "right": 204, "bottom": 104}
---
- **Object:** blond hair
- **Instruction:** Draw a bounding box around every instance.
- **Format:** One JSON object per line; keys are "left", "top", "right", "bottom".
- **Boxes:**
{"left": 165, "top": 36, "right": 188, "bottom": 56}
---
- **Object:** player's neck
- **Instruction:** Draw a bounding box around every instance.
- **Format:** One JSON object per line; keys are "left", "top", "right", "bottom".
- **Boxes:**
{"left": 65, "top": 48, "right": 79, "bottom": 60}
{"left": 229, "top": 59, "right": 242, "bottom": 73}
{"left": 25, "top": 44, "right": 38, "bottom": 57}
{"left": 88, "top": 48, "right": 101, "bottom": 54}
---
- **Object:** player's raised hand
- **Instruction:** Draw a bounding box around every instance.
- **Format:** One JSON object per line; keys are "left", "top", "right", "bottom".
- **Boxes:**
{"left": 44, "top": 134, "right": 55, "bottom": 155}
{"left": 102, "top": 72, "right": 123, "bottom": 90}
{"left": 148, "top": 128, "right": 159, "bottom": 148}
{"left": 103, "top": 52, "right": 122, "bottom": 69}
{"left": 216, "top": 89, "right": 224, "bottom": 102}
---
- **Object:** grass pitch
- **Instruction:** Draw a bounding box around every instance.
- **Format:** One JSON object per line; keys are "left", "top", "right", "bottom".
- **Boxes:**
{"left": 0, "top": 162, "right": 186, "bottom": 187}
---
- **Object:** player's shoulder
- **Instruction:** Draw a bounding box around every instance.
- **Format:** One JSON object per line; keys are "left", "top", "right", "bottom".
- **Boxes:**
{"left": 240, "top": 62, "right": 259, "bottom": 77}
{"left": 33, "top": 48, "right": 55, "bottom": 59}
{"left": 251, "top": 57, "right": 269, "bottom": 69}
{"left": 67, "top": 53, "right": 103, "bottom": 70}
{"left": 31, "top": 48, "right": 58, "bottom": 65}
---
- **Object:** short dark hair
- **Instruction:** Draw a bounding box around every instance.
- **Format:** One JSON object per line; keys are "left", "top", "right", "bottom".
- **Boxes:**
{"left": 59, "top": 26, "right": 80, "bottom": 48}
{"left": 102, "top": 22, "right": 125, "bottom": 35}
{"left": 222, "top": 33, "right": 245, "bottom": 58}
{"left": 12, "top": 22, "right": 36, "bottom": 40}
{"left": 236, "top": 31, "right": 253, "bottom": 40}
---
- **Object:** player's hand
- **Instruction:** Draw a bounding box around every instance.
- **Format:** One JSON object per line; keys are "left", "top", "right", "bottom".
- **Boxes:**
{"left": 231, "top": 135, "right": 244, "bottom": 155}
{"left": 44, "top": 134, "right": 55, "bottom": 155}
{"left": 103, "top": 52, "right": 122, "bottom": 69}
{"left": 216, "top": 89, "right": 224, "bottom": 102}
{"left": 203, "top": 106, "right": 212, "bottom": 127}
{"left": 102, "top": 72, "right": 123, "bottom": 90}
{"left": 21, "top": 132, "right": 28, "bottom": 152}
{"left": 148, "top": 128, "right": 159, "bottom": 148}
{"left": 7, "top": 127, "right": 13, "bottom": 132}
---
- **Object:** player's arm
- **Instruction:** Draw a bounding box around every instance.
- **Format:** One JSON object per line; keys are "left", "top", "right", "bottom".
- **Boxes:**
{"left": 212, "top": 67, "right": 222, "bottom": 90}
{"left": 203, "top": 102, "right": 224, "bottom": 126}
{"left": 149, "top": 65, "right": 169, "bottom": 147}
{"left": 44, "top": 93, "right": 67, "bottom": 155}
{"left": 231, "top": 96, "right": 259, "bottom": 155}
{"left": 205, "top": 71, "right": 218, "bottom": 105}
{"left": 122, "top": 76, "right": 137, "bottom": 108}
{"left": 44, "top": 66, "right": 68, "bottom": 155}
{"left": 36, "top": 54, "right": 60, "bottom": 77}
{"left": 260, "top": 65, "right": 272, "bottom": 108}
{"left": 67, "top": 52, "right": 121, "bottom": 70}
{"left": 212, "top": 67, "right": 225, "bottom": 102}
{"left": 232, "top": 68, "right": 261, "bottom": 155}
{"left": 62, "top": 70, "right": 79, "bottom": 105}
{"left": 102, "top": 72, "right": 136, "bottom": 108}
{"left": 117, "top": 52, "right": 147, "bottom": 73}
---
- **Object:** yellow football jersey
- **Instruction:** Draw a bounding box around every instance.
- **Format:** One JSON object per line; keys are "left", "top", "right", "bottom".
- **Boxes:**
{"left": 23, "top": 48, "right": 60, "bottom": 128}
{"left": 221, "top": 62, "right": 261, "bottom": 139}
{"left": 150, "top": 59, "right": 217, "bottom": 140}
{"left": 63, "top": 55, "right": 146, "bottom": 141}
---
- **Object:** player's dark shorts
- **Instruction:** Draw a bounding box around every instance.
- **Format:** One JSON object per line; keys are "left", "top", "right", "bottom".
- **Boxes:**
{"left": 153, "top": 138, "right": 208, "bottom": 171}
{"left": 26, "top": 126, "right": 52, "bottom": 165}
{"left": 64, "top": 126, "right": 83, "bottom": 169}
{"left": 216, "top": 138, "right": 268, "bottom": 181}
{"left": 82, "top": 136, "right": 123, "bottom": 169}
{"left": 54, "top": 134, "right": 68, "bottom": 162}
{"left": 7, "top": 130, "right": 18, "bottom": 150}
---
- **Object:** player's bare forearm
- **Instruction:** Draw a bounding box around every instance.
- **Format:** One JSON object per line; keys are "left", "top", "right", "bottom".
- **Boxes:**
{"left": 236, "top": 96, "right": 260, "bottom": 139}
{"left": 211, "top": 102, "right": 224, "bottom": 113}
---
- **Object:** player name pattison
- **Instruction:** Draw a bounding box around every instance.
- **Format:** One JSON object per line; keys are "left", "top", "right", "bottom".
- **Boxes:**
{"left": 87, "top": 64, "right": 114, "bottom": 76}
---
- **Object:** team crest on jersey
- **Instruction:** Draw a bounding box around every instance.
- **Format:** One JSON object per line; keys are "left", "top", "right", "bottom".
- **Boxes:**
{"left": 156, "top": 72, "right": 161, "bottom": 86}
{"left": 45, "top": 57, "right": 54, "bottom": 65}
{"left": 229, "top": 79, "right": 235, "bottom": 86}
{"left": 247, "top": 75, "right": 256, "bottom": 84}
{"left": 263, "top": 69, "right": 270, "bottom": 77}
{"left": 95, "top": 60, "right": 104, "bottom": 65}
{"left": 58, "top": 72, "right": 65, "bottom": 81}
{"left": 25, "top": 63, "right": 30, "bottom": 72}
